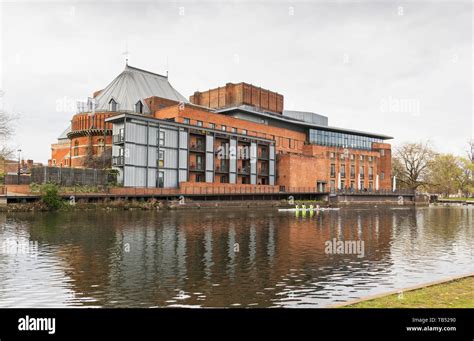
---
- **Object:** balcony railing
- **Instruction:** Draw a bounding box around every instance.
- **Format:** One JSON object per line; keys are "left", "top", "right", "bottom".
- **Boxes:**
{"left": 189, "top": 144, "right": 205, "bottom": 152}
{"left": 238, "top": 167, "right": 250, "bottom": 175}
{"left": 190, "top": 164, "right": 205, "bottom": 172}
{"left": 112, "top": 156, "right": 124, "bottom": 166}
{"left": 215, "top": 165, "right": 229, "bottom": 173}
{"left": 258, "top": 169, "right": 269, "bottom": 176}
{"left": 113, "top": 134, "right": 124, "bottom": 144}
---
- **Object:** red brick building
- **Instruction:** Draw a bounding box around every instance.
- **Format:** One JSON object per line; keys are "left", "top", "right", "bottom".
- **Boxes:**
{"left": 51, "top": 64, "right": 393, "bottom": 191}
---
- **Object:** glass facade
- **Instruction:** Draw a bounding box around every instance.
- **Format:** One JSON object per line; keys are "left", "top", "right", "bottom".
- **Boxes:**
{"left": 309, "top": 129, "right": 382, "bottom": 150}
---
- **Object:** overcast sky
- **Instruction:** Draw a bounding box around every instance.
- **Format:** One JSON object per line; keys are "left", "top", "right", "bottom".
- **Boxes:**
{"left": 1, "top": 0, "right": 472, "bottom": 163}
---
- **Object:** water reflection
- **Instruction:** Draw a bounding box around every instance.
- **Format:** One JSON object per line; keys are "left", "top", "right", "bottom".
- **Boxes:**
{"left": 0, "top": 206, "right": 472, "bottom": 307}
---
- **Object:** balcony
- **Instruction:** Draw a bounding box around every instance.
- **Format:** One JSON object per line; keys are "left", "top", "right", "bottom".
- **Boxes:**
{"left": 238, "top": 167, "right": 250, "bottom": 175}
{"left": 112, "top": 156, "right": 124, "bottom": 166}
{"left": 215, "top": 165, "right": 229, "bottom": 173}
{"left": 189, "top": 144, "right": 205, "bottom": 153}
{"left": 113, "top": 134, "right": 124, "bottom": 144}
{"left": 190, "top": 164, "right": 205, "bottom": 172}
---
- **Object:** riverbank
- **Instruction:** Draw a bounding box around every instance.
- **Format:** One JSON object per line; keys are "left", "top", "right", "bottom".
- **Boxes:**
{"left": 0, "top": 199, "right": 330, "bottom": 212}
{"left": 340, "top": 275, "right": 474, "bottom": 308}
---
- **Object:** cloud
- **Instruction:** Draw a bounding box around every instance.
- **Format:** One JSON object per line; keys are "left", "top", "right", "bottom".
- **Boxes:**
{"left": 1, "top": 1, "right": 471, "bottom": 162}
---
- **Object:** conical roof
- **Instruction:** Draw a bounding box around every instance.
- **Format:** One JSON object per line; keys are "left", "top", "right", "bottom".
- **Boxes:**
{"left": 94, "top": 64, "right": 187, "bottom": 113}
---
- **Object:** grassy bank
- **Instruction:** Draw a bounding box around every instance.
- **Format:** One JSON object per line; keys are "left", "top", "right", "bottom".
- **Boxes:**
{"left": 345, "top": 276, "right": 474, "bottom": 308}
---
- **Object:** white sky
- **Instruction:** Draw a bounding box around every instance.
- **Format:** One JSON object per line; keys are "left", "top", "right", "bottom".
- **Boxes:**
{"left": 1, "top": 0, "right": 472, "bottom": 163}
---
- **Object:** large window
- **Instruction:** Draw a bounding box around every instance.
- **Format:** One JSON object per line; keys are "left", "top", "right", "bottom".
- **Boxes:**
{"left": 159, "top": 130, "right": 165, "bottom": 146}
{"left": 157, "top": 171, "right": 164, "bottom": 188}
{"left": 158, "top": 150, "right": 164, "bottom": 167}
{"left": 74, "top": 140, "right": 79, "bottom": 156}
{"left": 309, "top": 129, "right": 382, "bottom": 150}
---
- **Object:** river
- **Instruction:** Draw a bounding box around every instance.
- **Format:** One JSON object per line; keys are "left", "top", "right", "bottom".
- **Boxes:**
{"left": 0, "top": 206, "right": 472, "bottom": 307}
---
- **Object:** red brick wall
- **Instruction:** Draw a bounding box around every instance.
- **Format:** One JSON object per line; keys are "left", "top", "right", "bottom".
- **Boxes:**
{"left": 154, "top": 104, "right": 305, "bottom": 154}
{"left": 190, "top": 82, "right": 284, "bottom": 114}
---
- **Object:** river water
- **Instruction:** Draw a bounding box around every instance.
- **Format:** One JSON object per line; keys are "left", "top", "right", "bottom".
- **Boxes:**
{"left": 0, "top": 206, "right": 472, "bottom": 307}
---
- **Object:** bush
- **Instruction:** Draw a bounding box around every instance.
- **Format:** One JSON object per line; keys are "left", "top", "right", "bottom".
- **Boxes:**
{"left": 40, "top": 183, "right": 63, "bottom": 210}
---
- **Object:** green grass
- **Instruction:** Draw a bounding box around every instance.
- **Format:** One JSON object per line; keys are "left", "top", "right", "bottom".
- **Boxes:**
{"left": 439, "top": 197, "right": 473, "bottom": 201}
{"left": 345, "top": 276, "right": 474, "bottom": 308}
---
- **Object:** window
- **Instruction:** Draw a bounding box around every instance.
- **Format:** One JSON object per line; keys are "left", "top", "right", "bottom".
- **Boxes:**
{"left": 350, "top": 165, "right": 355, "bottom": 178}
{"left": 368, "top": 156, "right": 373, "bottom": 162}
{"left": 330, "top": 164, "right": 336, "bottom": 178}
{"left": 195, "top": 174, "right": 204, "bottom": 182}
{"left": 330, "top": 180, "right": 336, "bottom": 192}
{"left": 381, "top": 171, "right": 385, "bottom": 180}
{"left": 369, "top": 182, "right": 373, "bottom": 190}
{"left": 197, "top": 120, "right": 203, "bottom": 127}
{"left": 369, "top": 166, "right": 373, "bottom": 180}
{"left": 135, "top": 101, "right": 144, "bottom": 113}
{"left": 330, "top": 152, "right": 335, "bottom": 159}
{"left": 97, "top": 138, "right": 105, "bottom": 154}
{"left": 196, "top": 155, "right": 204, "bottom": 170}
{"left": 209, "top": 123, "right": 215, "bottom": 129}
{"left": 359, "top": 165, "right": 365, "bottom": 178}
{"left": 109, "top": 98, "right": 118, "bottom": 111}
{"left": 341, "top": 164, "right": 346, "bottom": 178}
{"left": 159, "top": 130, "right": 165, "bottom": 146}
{"left": 359, "top": 155, "right": 364, "bottom": 161}
{"left": 157, "top": 171, "right": 164, "bottom": 188}
{"left": 340, "top": 154, "right": 345, "bottom": 160}
{"left": 74, "top": 140, "right": 79, "bottom": 157}
{"left": 232, "top": 127, "right": 237, "bottom": 133}
{"left": 221, "top": 125, "right": 227, "bottom": 131}
{"left": 350, "top": 181, "right": 355, "bottom": 189}
{"left": 158, "top": 150, "right": 165, "bottom": 167}
{"left": 220, "top": 175, "right": 228, "bottom": 183}
{"left": 183, "top": 118, "right": 190, "bottom": 124}
{"left": 242, "top": 129, "right": 247, "bottom": 135}
{"left": 350, "top": 154, "right": 355, "bottom": 161}
{"left": 380, "top": 149, "right": 385, "bottom": 156}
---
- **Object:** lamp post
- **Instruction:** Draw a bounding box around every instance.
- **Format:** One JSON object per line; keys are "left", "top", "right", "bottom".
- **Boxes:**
{"left": 17, "top": 149, "right": 22, "bottom": 185}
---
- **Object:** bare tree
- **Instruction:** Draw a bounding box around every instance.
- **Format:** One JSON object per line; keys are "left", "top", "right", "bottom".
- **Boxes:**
{"left": 0, "top": 110, "right": 15, "bottom": 159}
{"left": 467, "top": 139, "right": 474, "bottom": 163}
{"left": 392, "top": 141, "right": 436, "bottom": 191}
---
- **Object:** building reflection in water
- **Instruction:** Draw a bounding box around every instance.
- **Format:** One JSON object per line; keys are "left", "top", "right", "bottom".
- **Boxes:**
{"left": 2, "top": 206, "right": 472, "bottom": 307}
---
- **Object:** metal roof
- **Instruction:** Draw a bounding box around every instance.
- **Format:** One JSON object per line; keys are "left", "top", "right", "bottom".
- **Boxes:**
{"left": 94, "top": 64, "right": 187, "bottom": 113}
{"left": 216, "top": 105, "right": 393, "bottom": 140}
{"left": 58, "top": 125, "right": 71, "bottom": 140}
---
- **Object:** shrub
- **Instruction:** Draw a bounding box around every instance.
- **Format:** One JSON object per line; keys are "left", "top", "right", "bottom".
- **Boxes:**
{"left": 40, "top": 183, "right": 63, "bottom": 210}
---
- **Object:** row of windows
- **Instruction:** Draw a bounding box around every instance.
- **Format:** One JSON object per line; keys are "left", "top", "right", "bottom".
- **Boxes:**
{"left": 310, "top": 129, "right": 383, "bottom": 150}
{"left": 329, "top": 152, "right": 376, "bottom": 162}
{"left": 330, "top": 163, "right": 384, "bottom": 180}
{"left": 183, "top": 118, "right": 248, "bottom": 135}
{"left": 330, "top": 180, "right": 376, "bottom": 191}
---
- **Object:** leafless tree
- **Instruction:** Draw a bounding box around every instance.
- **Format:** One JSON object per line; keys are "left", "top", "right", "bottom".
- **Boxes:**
{"left": 392, "top": 141, "right": 436, "bottom": 191}
{"left": 0, "top": 110, "right": 15, "bottom": 159}
{"left": 467, "top": 139, "right": 474, "bottom": 163}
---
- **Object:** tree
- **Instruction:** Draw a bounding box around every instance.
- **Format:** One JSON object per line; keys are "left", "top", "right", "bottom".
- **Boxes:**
{"left": 392, "top": 141, "right": 435, "bottom": 191}
{"left": 454, "top": 157, "right": 474, "bottom": 197}
{"left": 0, "top": 110, "right": 14, "bottom": 159}
{"left": 467, "top": 139, "right": 474, "bottom": 163}
{"left": 426, "top": 154, "right": 461, "bottom": 197}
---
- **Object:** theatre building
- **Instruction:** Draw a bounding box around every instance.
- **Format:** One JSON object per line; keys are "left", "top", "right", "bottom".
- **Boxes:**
{"left": 51, "top": 64, "right": 393, "bottom": 191}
